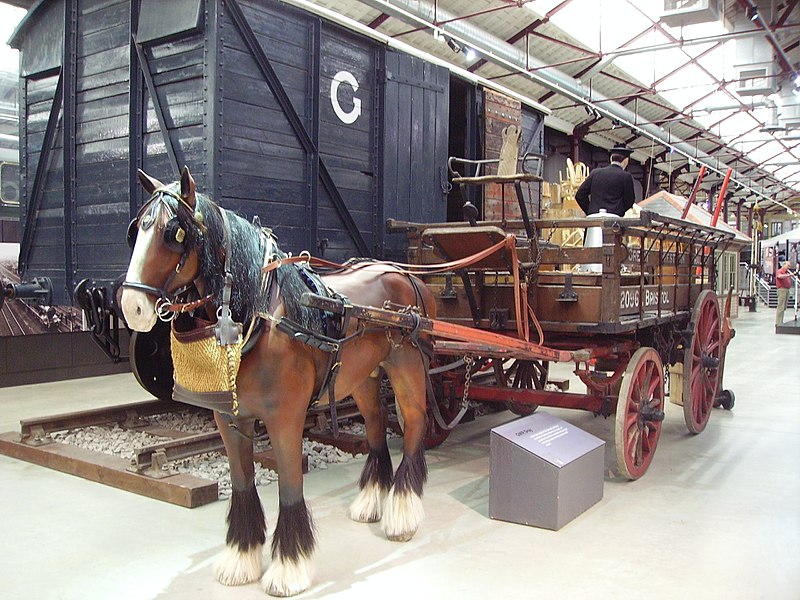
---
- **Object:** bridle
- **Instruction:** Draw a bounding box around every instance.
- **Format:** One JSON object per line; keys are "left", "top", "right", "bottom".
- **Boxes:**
{"left": 122, "top": 186, "right": 212, "bottom": 318}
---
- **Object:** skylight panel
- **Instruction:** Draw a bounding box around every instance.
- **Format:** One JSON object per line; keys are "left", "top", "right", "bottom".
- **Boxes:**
{"left": 771, "top": 164, "right": 799, "bottom": 177}
{"left": 692, "top": 90, "right": 739, "bottom": 113}
{"left": 693, "top": 109, "right": 736, "bottom": 129}
{"left": 657, "top": 66, "right": 716, "bottom": 108}
{"left": 747, "top": 140, "right": 787, "bottom": 164}
{"left": 620, "top": 27, "right": 670, "bottom": 52}
{"left": 695, "top": 41, "right": 737, "bottom": 82}
{"left": 712, "top": 111, "right": 759, "bottom": 140}
{"left": 544, "top": 0, "right": 652, "bottom": 53}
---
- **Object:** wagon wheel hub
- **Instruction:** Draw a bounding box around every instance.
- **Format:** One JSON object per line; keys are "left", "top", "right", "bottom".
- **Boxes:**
{"left": 639, "top": 405, "right": 665, "bottom": 423}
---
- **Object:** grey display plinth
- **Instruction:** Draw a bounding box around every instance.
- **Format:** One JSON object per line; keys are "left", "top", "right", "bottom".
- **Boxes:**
{"left": 489, "top": 412, "right": 604, "bottom": 530}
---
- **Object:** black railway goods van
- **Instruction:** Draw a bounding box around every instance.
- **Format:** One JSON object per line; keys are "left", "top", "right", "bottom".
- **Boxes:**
{"left": 10, "top": 0, "right": 545, "bottom": 308}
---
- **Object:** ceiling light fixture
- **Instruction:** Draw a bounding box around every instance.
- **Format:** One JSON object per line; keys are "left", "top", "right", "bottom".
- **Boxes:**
{"left": 463, "top": 46, "right": 477, "bottom": 61}
{"left": 747, "top": 6, "right": 758, "bottom": 21}
{"left": 446, "top": 37, "right": 461, "bottom": 54}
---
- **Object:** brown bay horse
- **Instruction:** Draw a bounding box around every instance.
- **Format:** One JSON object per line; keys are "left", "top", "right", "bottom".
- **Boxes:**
{"left": 121, "top": 167, "right": 435, "bottom": 596}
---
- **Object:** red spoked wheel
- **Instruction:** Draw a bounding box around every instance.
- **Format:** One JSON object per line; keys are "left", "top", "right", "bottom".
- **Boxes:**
{"left": 504, "top": 359, "right": 547, "bottom": 416}
{"left": 683, "top": 290, "right": 721, "bottom": 434}
{"left": 615, "top": 347, "right": 665, "bottom": 480}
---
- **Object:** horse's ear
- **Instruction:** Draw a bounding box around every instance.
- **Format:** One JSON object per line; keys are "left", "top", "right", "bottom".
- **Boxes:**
{"left": 180, "top": 166, "right": 196, "bottom": 208}
{"left": 137, "top": 169, "right": 164, "bottom": 196}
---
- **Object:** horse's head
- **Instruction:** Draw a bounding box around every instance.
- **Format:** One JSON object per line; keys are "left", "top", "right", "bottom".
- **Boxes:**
{"left": 121, "top": 166, "right": 205, "bottom": 332}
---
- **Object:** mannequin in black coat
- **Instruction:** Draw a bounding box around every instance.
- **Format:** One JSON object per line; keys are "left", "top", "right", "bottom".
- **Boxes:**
{"left": 575, "top": 147, "right": 636, "bottom": 216}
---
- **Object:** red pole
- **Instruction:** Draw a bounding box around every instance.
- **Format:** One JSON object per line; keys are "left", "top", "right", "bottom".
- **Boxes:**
{"left": 711, "top": 168, "right": 733, "bottom": 227}
{"left": 681, "top": 164, "right": 707, "bottom": 219}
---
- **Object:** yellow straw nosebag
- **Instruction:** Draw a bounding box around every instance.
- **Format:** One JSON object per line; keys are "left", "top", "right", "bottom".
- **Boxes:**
{"left": 170, "top": 318, "right": 243, "bottom": 410}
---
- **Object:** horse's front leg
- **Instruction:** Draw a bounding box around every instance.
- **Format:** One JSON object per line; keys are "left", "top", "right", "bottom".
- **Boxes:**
{"left": 212, "top": 413, "right": 266, "bottom": 586}
{"left": 260, "top": 405, "right": 316, "bottom": 597}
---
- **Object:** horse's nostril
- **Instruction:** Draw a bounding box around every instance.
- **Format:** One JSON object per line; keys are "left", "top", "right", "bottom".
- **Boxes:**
{"left": 136, "top": 306, "right": 142, "bottom": 316}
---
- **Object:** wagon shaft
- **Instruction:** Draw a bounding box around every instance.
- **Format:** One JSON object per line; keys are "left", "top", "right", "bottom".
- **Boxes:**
{"left": 301, "top": 292, "right": 578, "bottom": 364}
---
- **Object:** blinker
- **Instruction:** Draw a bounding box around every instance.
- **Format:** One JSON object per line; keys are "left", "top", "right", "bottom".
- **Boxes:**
{"left": 163, "top": 217, "right": 188, "bottom": 253}
{"left": 127, "top": 218, "right": 138, "bottom": 249}
{"left": 127, "top": 190, "right": 201, "bottom": 254}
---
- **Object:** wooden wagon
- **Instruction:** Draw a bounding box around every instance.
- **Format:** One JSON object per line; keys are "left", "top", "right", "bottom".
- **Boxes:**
{"left": 302, "top": 204, "right": 738, "bottom": 480}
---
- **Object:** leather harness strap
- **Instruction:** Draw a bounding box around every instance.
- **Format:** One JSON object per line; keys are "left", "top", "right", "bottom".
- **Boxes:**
{"left": 261, "top": 235, "right": 519, "bottom": 277}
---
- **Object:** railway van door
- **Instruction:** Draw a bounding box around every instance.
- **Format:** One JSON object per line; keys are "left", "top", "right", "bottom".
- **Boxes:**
{"left": 382, "top": 49, "right": 449, "bottom": 261}
{"left": 317, "top": 28, "right": 380, "bottom": 261}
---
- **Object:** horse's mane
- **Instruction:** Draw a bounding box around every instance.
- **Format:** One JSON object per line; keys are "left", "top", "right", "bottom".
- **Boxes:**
{"left": 182, "top": 190, "right": 322, "bottom": 332}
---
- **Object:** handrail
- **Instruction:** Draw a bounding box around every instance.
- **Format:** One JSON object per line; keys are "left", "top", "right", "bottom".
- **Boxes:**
{"left": 753, "top": 272, "right": 799, "bottom": 313}
{"left": 754, "top": 273, "right": 772, "bottom": 305}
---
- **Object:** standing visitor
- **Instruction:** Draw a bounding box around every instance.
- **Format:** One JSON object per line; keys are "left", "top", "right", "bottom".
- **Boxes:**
{"left": 775, "top": 260, "right": 795, "bottom": 327}
{"left": 575, "top": 146, "right": 636, "bottom": 216}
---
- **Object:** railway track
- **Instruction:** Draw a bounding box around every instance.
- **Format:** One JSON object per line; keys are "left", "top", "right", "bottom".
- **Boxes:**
{"left": 1, "top": 261, "right": 83, "bottom": 336}
{"left": 0, "top": 301, "right": 25, "bottom": 336}
{"left": 0, "top": 397, "right": 370, "bottom": 508}
{"left": 0, "top": 297, "right": 77, "bottom": 336}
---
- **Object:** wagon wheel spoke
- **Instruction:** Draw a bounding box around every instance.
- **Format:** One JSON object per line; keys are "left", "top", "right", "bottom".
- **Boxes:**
{"left": 493, "top": 360, "right": 508, "bottom": 388}
{"left": 702, "top": 375, "right": 716, "bottom": 399}
{"left": 506, "top": 360, "right": 546, "bottom": 416}
{"left": 635, "top": 431, "right": 643, "bottom": 466}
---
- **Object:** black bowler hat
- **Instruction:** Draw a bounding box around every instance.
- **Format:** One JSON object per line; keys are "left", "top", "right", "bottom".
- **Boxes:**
{"left": 610, "top": 146, "right": 634, "bottom": 156}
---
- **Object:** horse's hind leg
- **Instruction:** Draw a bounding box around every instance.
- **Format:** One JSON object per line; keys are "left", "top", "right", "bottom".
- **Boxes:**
{"left": 349, "top": 375, "right": 393, "bottom": 523}
{"left": 212, "top": 413, "right": 266, "bottom": 586}
{"left": 381, "top": 349, "right": 428, "bottom": 542}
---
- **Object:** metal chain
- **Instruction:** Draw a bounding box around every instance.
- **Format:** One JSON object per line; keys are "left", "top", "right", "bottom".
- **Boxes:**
{"left": 530, "top": 227, "right": 555, "bottom": 276}
{"left": 462, "top": 355, "right": 475, "bottom": 407}
{"left": 385, "top": 327, "right": 403, "bottom": 349}
{"left": 226, "top": 344, "right": 240, "bottom": 416}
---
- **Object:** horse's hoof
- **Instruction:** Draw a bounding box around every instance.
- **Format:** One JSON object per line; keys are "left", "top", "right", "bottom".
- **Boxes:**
{"left": 261, "top": 555, "right": 312, "bottom": 597}
{"left": 386, "top": 531, "right": 415, "bottom": 542}
{"left": 214, "top": 543, "right": 263, "bottom": 586}
{"left": 381, "top": 488, "right": 423, "bottom": 542}
{"left": 349, "top": 482, "right": 387, "bottom": 523}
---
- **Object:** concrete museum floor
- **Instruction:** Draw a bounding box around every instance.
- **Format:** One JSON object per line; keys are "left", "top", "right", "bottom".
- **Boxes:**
{"left": 0, "top": 305, "right": 798, "bottom": 600}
